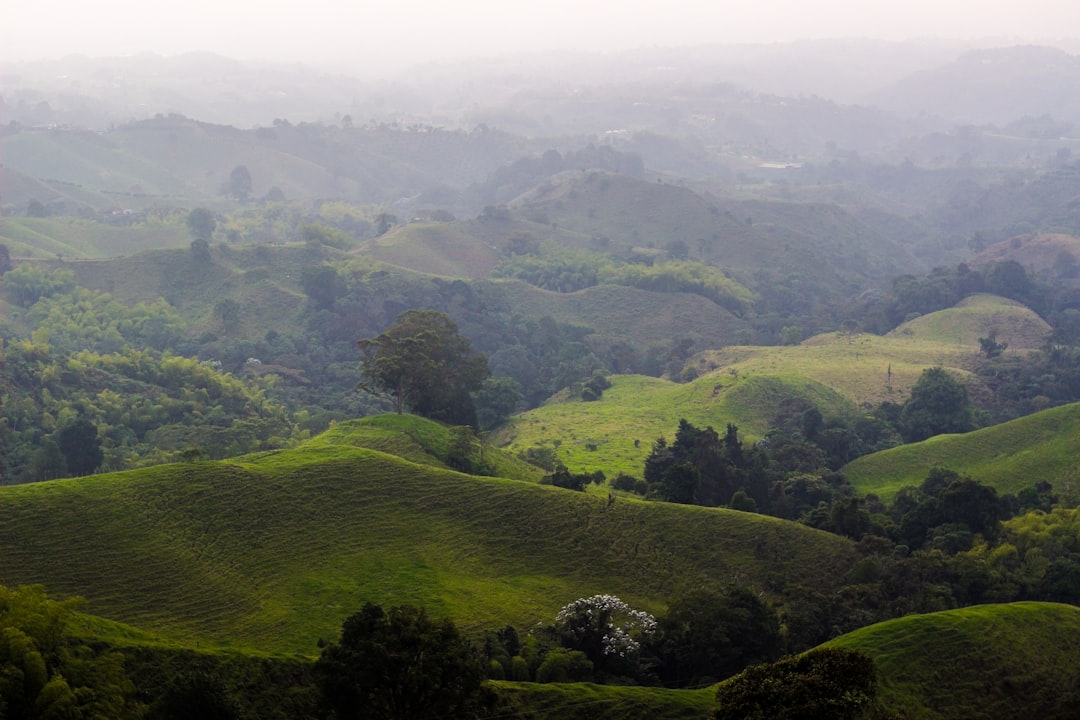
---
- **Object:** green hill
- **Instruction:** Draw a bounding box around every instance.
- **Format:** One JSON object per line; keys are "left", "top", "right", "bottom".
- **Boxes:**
{"left": 514, "top": 171, "right": 923, "bottom": 284}
{"left": 686, "top": 294, "right": 1042, "bottom": 410}
{"left": 824, "top": 602, "right": 1080, "bottom": 719}
{"left": 885, "top": 293, "right": 1051, "bottom": 349}
{"left": 498, "top": 372, "right": 857, "bottom": 478}
{"left": 842, "top": 401, "right": 1080, "bottom": 501}
{"left": 0, "top": 216, "right": 191, "bottom": 259}
{"left": 0, "top": 416, "right": 857, "bottom": 656}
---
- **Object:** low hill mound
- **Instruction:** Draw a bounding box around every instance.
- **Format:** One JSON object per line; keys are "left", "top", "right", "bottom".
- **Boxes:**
{"left": 842, "top": 401, "right": 1080, "bottom": 500}
{"left": 497, "top": 372, "right": 856, "bottom": 478}
{"left": 886, "top": 293, "right": 1051, "bottom": 349}
{"left": 0, "top": 429, "right": 857, "bottom": 655}
{"left": 973, "top": 233, "right": 1080, "bottom": 285}
{"left": 687, "top": 331, "right": 977, "bottom": 410}
{"left": 484, "top": 279, "right": 748, "bottom": 348}
{"left": 825, "top": 602, "right": 1080, "bottom": 719}
{"left": 514, "top": 171, "right": 921, "bottom": 284}
{"left": 305, "top": 414, "right": 544, "bottom": 482}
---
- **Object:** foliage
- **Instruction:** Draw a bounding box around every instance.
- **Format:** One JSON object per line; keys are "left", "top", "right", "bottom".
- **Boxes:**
{"left": 0, "top": 585, "right": 141, "bottom": 719}
{"left": 713, "top": 647, "right": 879, "bottom": 720}
{"left": 313, "top": 602, "right": 485, "bottom": 720}
{"left": 650, "top": 588, "right": 783, "bottom": 688}
{"left": 551, "top": 595, "right": 656, "bottom": 677}
{"left": 898, "top": 367, "right": 974, "bottom": 442}
{"left": 4, "top": 265, "right": 74, "bottom": 307}
{"left": 1, "top": 341, "right": 297, "bottom": 482}
{"left": 358, "top": 309, "right": 490, "bottom": 427}
{"left": 185, "top": 208, "right": 217, "bottom": 241}
{"left": 598, "top": 261, "right": 753, "bottom": 315}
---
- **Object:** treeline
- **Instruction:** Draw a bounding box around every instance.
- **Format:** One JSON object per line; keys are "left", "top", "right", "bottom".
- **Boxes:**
{"left": 0, "top": 341, "right": 300, "bottom": 483}
{"left": 491, "top": 246, "right": 754, "bottom": 315}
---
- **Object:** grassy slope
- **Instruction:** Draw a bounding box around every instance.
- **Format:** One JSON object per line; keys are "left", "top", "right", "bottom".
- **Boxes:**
{"left": 498, "top": 372, "right": 855, "bottom": 478}
{"left": 490, "top": 682, "right": 715, "bottom": 720}
{"left": 485, "top": 279, "right": 748, "bottom": 347}
{"left": 0, "top": 419, "right": 856, "bottom": 656}
{"left": 0, "top": 217, "right": 191, "bottom": 259}
{"left": 688, "top": 293, "right": 1045, "bottom": 409}
{"left": 885, "top": 293, "right": 1051, "bottom": 349}
{"left": 842, "top": 401, "right": 1080, "bottom": 500}
{"left": 310, "top": 414, "right": 545, "bottom": 483}
{"left": 824, "top": 602, "right": 1080, "bottom": 720}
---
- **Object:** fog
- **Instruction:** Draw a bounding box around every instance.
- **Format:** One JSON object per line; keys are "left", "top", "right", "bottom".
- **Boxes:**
{"left": 4, "top": 0, "right": 1078, "bottom": 72}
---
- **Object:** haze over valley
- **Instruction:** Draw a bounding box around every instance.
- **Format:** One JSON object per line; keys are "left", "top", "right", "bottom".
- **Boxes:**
{"left": 2, "top": 4, "right": 1080, "bottom": 718}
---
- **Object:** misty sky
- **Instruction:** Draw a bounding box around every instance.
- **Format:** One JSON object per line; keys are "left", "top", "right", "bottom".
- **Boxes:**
{"left": 4, "top": 0, "right": 1078, "bottom": 70}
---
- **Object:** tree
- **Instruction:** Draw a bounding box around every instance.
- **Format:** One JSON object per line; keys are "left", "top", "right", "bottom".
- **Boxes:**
{"left": 652, "top": 588, "right": 782, "bottom": 688}
{"left": 186, "top": 208, "right": 216, "bottom": 240}
{"left": 714, "top": 648, "right": 879, "bottom": 720}
{"left": 899, "top": 367, "right": 974, "bottom": 442}
{"left": 214, "top": 298, "right": 241, "bottom": 334}
{"left": 54, "top": 417, "right": 103, "bottom": 476}
{"left": 27, "top": 198, "right": 47, "bottom": 217}
{"left": 358, "top": 310, "right": 489, "bottom": 427}
{"left": 224, "top": 165, "right": 253, "bottom": 202}
{"left": 552, "top": 595, "right": 656, "bottom": 677}
{"left": 300, "top": 264, "right": 347, "bottom": 310}
{"left": 474, "top": 376, "right": 523, "bottom": 430}
{"left": 313, "top": 603, "right": 484, "bottom": 720}
{"left": 0, "top": 243, "right": 12, "bottom": 275}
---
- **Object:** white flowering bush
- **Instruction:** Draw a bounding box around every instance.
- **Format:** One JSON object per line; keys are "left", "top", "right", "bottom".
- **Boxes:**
{"left": 554, "top": 594, "right": 656, "bottom": 660}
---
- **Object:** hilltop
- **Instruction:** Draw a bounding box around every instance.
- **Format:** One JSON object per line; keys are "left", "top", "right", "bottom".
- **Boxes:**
{"left": 842, "top": 400, "right": 1080, "bottom": 501}
{"left": 0, "top": 415, "right": 857, "bottom": 655}
{"left": 825, "top": 602, "right": 1080, "bottom": 719}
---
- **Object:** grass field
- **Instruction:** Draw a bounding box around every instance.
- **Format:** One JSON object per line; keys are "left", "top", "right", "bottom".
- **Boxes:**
{"left": 0, "top": 216, "right": 191, "bottom": 259}
{"left": 825, "top": 602, "right": 1080, "bottom": 719}
{"left": 0, "top": 416, "right": 857, "bottom": 656}
{"left": 497, "top": 372, "right": 856, "bottom": 478}
{"left": 842, "top": 401, "right": 1080, "bottom": 501}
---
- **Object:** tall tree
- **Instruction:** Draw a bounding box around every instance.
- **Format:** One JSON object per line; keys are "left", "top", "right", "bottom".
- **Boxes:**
{"left": 186, "top": 208, "right": 216, "bottom": 240}
{"left": 54, "top": 417, "right": 103, "bottom": 476}
{"left": 899, "top": 367, "right": 974, "bottom": 442}
{"left": 358, "top": 310, "right": 489, "bottom": 427}
{"left": 0, "top": 243, "right": 12, "bottom": 275}
{"left": 314, "top": 603, "right": 484, "bottom": 720}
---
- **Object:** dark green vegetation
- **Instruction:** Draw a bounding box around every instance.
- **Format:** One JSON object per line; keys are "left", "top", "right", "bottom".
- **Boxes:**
{"left": 314, "top": 603, "right": 484, "bottom": 720}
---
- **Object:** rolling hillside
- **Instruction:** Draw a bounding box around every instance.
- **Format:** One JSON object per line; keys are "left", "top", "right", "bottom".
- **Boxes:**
{"left": 688, "top": 293, "right": 1045, "bottom": 408}
{"left": 825, "top": 602, "right": 1080, "bottom": 719}
{"left": 0, "top": 416, "right": 857, "bottom": 656}
{"left": 497, "top": 372, "right": 857, "bottom": 478}
{"left": 842, "top": 401, "right": 1080, "bottom": 501}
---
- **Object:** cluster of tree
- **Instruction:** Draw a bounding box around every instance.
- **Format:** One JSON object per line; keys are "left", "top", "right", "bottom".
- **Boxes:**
{"left": 0, "top": 585, "right": 142, "bottom": 719}
{"left": 1, "top": 341, "right": 298, "bottom": 483}
{"left": 492, "top": 247, "right": 752, "bottom": 315}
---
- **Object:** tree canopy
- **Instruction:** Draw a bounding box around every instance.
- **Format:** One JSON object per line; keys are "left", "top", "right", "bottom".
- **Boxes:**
{"left": 358, "top": 309, "right": 489, "bottom": 427}
{"left": 313, "top": 603, "right": 484, "bottom": 720}
{"left": 899, "top": 367, "right": 974, "bottom": 442}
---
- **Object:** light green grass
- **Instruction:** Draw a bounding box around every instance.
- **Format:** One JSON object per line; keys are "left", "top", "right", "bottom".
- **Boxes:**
{"left": 490, "top": 681, "right": 716, "bottom": 720}
{"left": 824, "top": 602, "right": 1080, "bottom": 719}
{"left": 687, "top": 294, "right": 1045, "bottom": 410}
{"left": 842, "top": 401, "right": 1080, "bottom": 501}
{"left": 0, "top": 421, "right": 857, "bottom": 657}
{"left": 885, "top": 294, "right": 1051, "bottom": 349}
{"left": 0, "top": 217, "right": 191, "bottom": 258}
{"left": 498, "top": 372, "right": 856, "bottom": 478}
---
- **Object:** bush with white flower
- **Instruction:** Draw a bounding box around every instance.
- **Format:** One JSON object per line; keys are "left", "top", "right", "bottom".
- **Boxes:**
{"left": 554, "top": 594, "right": 656, "bottom": 666}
